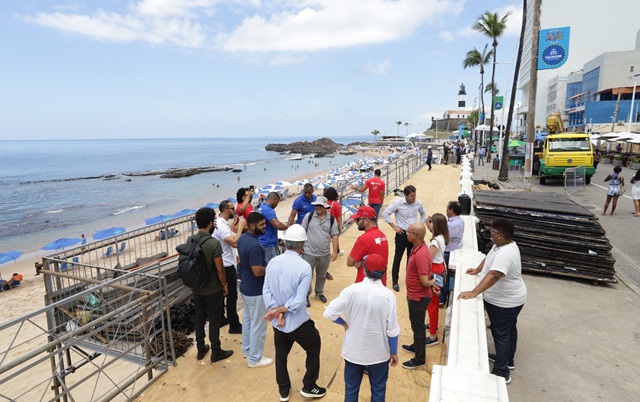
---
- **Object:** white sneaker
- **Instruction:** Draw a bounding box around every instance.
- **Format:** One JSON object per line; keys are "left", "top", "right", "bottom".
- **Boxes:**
{"left": 248, "top": 356, "right": 273, "bottom": 368}
{"left": 338, "top": 250, "right": 345, "bottom": 256}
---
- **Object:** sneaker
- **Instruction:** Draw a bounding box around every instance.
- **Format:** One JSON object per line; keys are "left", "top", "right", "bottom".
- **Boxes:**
{"left": 306, "top": 297, "right": 311, "bottom": 307}
{"left": 210, "top": 349, "right": 233, "bottom": 363}
{"left": 248, "top": 356, "right": 273, "bottom": 368}
{"left": 505, "top": 375, "right": 512, "bottom": 384}
{"left": 196, "top": 344, "right": 210, "bottom": 360}
{"left": 338, "top": 250, "right": 345, "bottom": 256}
{"left": 401, "top": 344, "right": 415, "bottom": 354}
{"left": 300, "top": 385, "right": 326, "bottom": 398}
{"left": 229, "top": 324, "right": 242, "bottom": 334}
{"left": 325, "top": 272, "right": 334, "bottom": 280}
{"left": 279, "top": 388, "right": 291, "bottom": 402}
{"left": 315, "top": 294, "right": 327, "bottom": 303}
{"left": 425, "top": 336, "right": 439, "bottom": 347}
{"left": 402, "top": 358, "right": 425, "bottom": 370}
{"left": 392, "top": 283, "right": 400, "bottom": 292}
{"left": 488, "top": 353, "right": 515, "bottom": 370}
{"left": 242, "top": 351, "right": 248, "bottom": 358}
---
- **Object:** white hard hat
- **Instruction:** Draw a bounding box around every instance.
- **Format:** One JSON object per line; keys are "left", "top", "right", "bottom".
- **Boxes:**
{"left": 284, "top": 224, "right": 307, "bottom": 241}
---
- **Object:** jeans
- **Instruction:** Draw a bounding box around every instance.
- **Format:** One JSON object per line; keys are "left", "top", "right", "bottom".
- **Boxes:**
{"left": 484, "top": 301, "right": 524, "bottom": 379}
{"left": 426, "top": 158, "right": 432, "bottom": 170}
{"left": 273, "top": 319, "right": 321, "bottom": 393}
{"left": 370, "top": 204, "right": 382, "bottom": 223}
{"left": 193, "top": 291, "right": 223, "bottom": 352}
{"left": 478, "top": 155, "right": 485, "bottom": 165}
{"left": 302, "top": 253, "right": 331, "bottom": 297}
{"left": 241, "top": 293, "right": 269, "bottom": 364}
{"left": 222, "top": 265, "right": 240, "bottom": 326}
{"left": 344, "top": 359, "right": 389, "bottom": 402}
{"left": 407, "top": 297, "right": 429, "bottom": 363}
{"left": 264, "top": 246, "right": 278, "bottom": 264}
{"left": 392, "top": 232, "right": 413, "bottom": 285}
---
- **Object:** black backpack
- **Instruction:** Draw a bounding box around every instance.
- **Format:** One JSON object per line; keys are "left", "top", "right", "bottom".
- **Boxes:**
{"left": 176, "top": 235, "right": 212, "bottom": 290}
{"left": 302, "top": 209, "right": 335, "bottom": 232}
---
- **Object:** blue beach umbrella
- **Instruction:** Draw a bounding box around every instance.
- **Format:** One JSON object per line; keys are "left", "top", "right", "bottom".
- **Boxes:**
{"left": 0, "top": 251, "right": 22, "bottom": 265}
{"left": 342, "top": 198, "right": 363, "bottom": 207}
{"left": 144, "top": 215, "right": 174, "bottom": 225}
{"left": 42, "top": 238, "right": 82, "bottom": 251}
{"left": 92, "top": 227, "right": 126, "bottom": 240}
{"left": 202, "top": 203, "right": 219, "bottom": 209}
{"left": 173, "top": 209, "right": 197, "bottom": 218}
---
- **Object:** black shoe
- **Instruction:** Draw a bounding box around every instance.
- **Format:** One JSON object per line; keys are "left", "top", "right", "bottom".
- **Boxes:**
{"left": 325, "top": 272, "right": 334, "bottom": 280}
{"left": 315, "top": 294, "right": 327, "bottom": 303}
{"left": 425, "top": 336, "right": 439, "bottom": 347}
{"left": 279, "top": 387, "right": 291, "bottom": 402}
{"left": 229, "top": 324, "right": 242, "bottom": 334}
{"left": 401, "top": 344, "right": 415, "bottom": 354}
{"left": 300, "top": 385, "right": 326, "bottom": 398}
{"left": 306, "top": 297, "right": 311, "bottom": 307}
{"left": 392, "top": 283, "right": 400, "bottom": 292}
{"left": 488, "top": 353, "right": 515, "bottom": 370}
{"left": 402, "top": 358, "right": 425, "bottom": 370}
{"left": 196, "top": 344, "right": 210, "bottom": 360}
{"left": 210, "top": 349, "right": 233, "bottom": 363}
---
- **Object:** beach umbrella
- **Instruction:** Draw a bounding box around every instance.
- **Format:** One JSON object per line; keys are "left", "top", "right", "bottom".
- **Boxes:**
{"left": 275, "top": 181, "right": 293, "bottom": 186}
{"left": 508, "top": 140, "right": 526, "bottom": 147}
{"left": 42, "top": 238, "right": 82, "bottom": 251}
{"left": 256, "top": 188, "right": 271, "bottom": 194}
{"left": 92, "top": 227, "right": 126, "bottom": 240}
{"left": 173, "top": 208, "right": 197, "bottom": 218}
{"left": 144, "top": 214, "right": 174, "bottom": 225}
{"left": 314, "top": 182, "right": 331, "bottom": 190}
{"left": 0, "top": 251, "right": 22, "bottom": 265}
{"left": 202, "top": 203, "right": 220, "bottom": 209}
{"left": 600, "top": 131, "right": 628, "bottom": 138}
{"left": 342, "top": 197, "right": 363, "bottom": 207}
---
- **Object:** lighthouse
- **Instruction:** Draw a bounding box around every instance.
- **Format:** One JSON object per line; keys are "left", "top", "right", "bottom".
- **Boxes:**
{"left": 458, "top": 83, "right": 466, "bottom": 108}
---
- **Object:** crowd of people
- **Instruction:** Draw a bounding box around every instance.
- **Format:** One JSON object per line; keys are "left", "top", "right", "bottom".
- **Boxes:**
{"left": 185, "top": 170, "right": 526, "bottom": 400}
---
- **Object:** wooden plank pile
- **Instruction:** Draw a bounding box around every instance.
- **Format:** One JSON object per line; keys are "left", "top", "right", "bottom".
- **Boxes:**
{"left": 474, "top": 191, "right": 616, "bottom": 283}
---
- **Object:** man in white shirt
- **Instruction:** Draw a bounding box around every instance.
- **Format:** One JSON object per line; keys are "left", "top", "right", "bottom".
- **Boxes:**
{"left": 381, "top": 185, "right": 427, "bottom": 292}
{"left": 458, "top": 218, "right": 527, "bottom": 385}
{"left": 323, "top": 254, "right": 400, "bottom": 401}
{"left": 213, "top": 200, "right": 245, "bottom": 334}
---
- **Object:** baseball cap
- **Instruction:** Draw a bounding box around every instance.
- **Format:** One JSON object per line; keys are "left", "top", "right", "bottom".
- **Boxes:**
{"left": 363, "top": 254, "right": 387, "bottom": 272}
{"left": 311, "top": 196, "right": 330, "bottom": 208}
{"left": 352, "top": 206, "right": 377, "bottom": 220}
{"left": 428, "top": 145, "right": 432, "bottom": 148}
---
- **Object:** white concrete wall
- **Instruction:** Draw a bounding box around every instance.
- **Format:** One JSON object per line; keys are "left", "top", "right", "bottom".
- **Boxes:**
{"left": 430, "top": 156, "right": 509, "bottom": 401}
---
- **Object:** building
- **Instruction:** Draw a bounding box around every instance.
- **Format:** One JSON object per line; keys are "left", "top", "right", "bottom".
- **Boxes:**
{"left": 430, "top": 83, "right": 475, "bottom": 132}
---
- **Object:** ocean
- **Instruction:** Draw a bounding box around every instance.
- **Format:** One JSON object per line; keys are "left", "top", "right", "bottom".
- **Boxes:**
{"left": 0, "top": 136, "right": 370, "bottom": 257}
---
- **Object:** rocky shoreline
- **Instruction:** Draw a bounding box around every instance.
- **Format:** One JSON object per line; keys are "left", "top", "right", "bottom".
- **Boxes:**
{"left": 265, "top": 137, "right": 342, "bottom": 157}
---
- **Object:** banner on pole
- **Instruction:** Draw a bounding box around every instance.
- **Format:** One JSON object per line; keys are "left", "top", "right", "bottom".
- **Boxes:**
{"left": 494, "top": 96, "right": 504, "bottom": 110}
{"left": 538, "top": 27, "right": 570, "bottom": 70}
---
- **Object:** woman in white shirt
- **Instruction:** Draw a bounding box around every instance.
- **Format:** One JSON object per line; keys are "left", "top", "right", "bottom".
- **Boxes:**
{"left": 425, "top": 213, "right": 449, "bottom": 346}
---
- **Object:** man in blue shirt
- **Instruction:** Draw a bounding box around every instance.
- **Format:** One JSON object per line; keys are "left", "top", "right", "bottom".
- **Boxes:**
{"left": 263, "top": 225, "right": 326, "bottom": 401}
{"left": 288, "top": 183, "right": 317, "bottom": 225}
{"left": 237, "top": 212, "right": 273, "bottom": 368}
{"left": 258, "top": 192, "right": 289, "bottom": 264}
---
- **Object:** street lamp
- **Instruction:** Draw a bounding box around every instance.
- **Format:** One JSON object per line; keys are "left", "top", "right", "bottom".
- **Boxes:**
{"left": 628, "top": 73, "right": 640, "bottom": 132}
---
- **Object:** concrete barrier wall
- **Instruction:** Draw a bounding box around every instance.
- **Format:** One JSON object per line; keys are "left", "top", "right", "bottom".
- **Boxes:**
{"left": 429, "top": 156, "right": 509, "bottom": 401}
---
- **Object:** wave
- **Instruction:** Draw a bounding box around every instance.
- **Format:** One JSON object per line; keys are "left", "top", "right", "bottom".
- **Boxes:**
{"left": 44, "top": 209, "right": 63, "bottom": 214}
{"left": 112, "top": 205, "right": 146, "bottom": 215}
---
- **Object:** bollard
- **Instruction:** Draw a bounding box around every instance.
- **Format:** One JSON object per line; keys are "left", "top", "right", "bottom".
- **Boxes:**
{"left": 458, "top": 193, "right": 471, "bottom": 215}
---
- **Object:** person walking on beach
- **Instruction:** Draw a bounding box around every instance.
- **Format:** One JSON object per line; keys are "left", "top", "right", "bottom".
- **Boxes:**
{"left": 426, "top": 146, "right": 433, "bottom": 171}
{"left": 263, "top": 225, "right": 326, "bottom": 401}
{"left": 301, "top": 196, "right": 339, "bottom": 306}
{"left": 425, "top": 213, "right": 449, "bottom": 347}
{"left": 213, "top": 200, "right": 245, "bottom": 334}
{"left": 323, "top": 253, "right": 400, "bottom": 401}
{"left": 352, "top": 169, "right": 386, "bottom": 220}
{"left": 236, "top": 187, "right": 255, "bottom": 220}
{"left": 237, "top": 212, "right": 273, "bottom": 368}
{"left": 191, "top": 207, "right": 234, "bottom": 363}
{"left": 257, "top": 192, "right": 289, "bottom": 263}
{"left": 602, "top": 166, "right": 625, "bottom": 216}
{"left": 401, "top": 223, "right": 435, "bottom": 370}
{"left": 631, "top": 168, "right": 640, "bottom": 216}
{"left": 439, "top": 201, "right": 465, "bottom": 306}
{"left": 381, "top": 185, "right": 427, "bottom": 292}
{"left": 288, "top": 183, "right": 317, "bottom": 225}
{"left": 347, "top": 206, "right": 389, "bottom": 286}
{"left": 458, "top": 218, "right": 527, "bottom": 384}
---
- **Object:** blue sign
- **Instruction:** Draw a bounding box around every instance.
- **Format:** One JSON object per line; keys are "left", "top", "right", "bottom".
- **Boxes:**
{"left": 538, "top": 27, "right": 570, "bottom": 70}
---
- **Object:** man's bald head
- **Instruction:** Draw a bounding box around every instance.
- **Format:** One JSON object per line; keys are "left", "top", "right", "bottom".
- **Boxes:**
{"left": 409, "top": 223, "right": 426, "bottom": 241}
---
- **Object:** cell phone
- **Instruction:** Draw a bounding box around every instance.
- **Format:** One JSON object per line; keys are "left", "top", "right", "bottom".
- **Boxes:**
{"left": 433, "top": 274, "right": 444, "bottom": 287}
{"left": 249, "top": 185, "right": 255, "bottom": 190}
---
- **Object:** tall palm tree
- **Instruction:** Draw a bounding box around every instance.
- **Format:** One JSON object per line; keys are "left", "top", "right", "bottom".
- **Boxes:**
{"left": 468, "top": 110, "right": 480, "bottom": 129}
{"left": 396, "top": 121, "right": 402, "bottom": 136}
{"left": 371, "top": 129, "right": 380, "bottom": 142}
{"left": 498, "top": 1, "right": 527, "bottom": 181}
{"left": 484, "top": 83, "right": 499, "bottom": 95}
{"left": 404, "top": 122, "right": 410, "bottom": 135}
{"left": 473, "top": 10, "right": 511, "bottom": 161}
{"left": 463, "top": 44, "right": 492, "bottom": 126}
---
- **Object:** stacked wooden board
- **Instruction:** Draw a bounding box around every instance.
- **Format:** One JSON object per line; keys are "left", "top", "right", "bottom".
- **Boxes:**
{"left": 474, "top": 191, "right": 616, "bottom": 283}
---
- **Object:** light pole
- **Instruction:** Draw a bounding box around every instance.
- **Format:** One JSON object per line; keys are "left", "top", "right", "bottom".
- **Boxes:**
{"left": 628, "top": 73, "right": 640, "bottom": 132}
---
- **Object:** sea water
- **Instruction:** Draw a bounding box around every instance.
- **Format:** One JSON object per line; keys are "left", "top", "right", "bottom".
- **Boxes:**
{"left": 0, "top": 136, "right": 369, "bottom": 255}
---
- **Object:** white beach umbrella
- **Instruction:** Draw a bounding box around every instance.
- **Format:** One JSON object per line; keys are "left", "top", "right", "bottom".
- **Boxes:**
{"left": 601, "top": 131, "right": 629, "bottom": 138}
{"left": 275, "top": 180, "right": 293, "bottom": 186}
{"left": 314, "top": 182, "right": 331, "bottom": 190}
{"left": 607, "top": 133, "right": 636, "bottom": 142}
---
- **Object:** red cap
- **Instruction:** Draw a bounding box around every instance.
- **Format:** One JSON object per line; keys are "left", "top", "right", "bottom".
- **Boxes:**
{"left": 363, "top": 254, "right": 387, "bottom": 272}
{"left": 352, "top": 206, "right": 377, "bottom": 220}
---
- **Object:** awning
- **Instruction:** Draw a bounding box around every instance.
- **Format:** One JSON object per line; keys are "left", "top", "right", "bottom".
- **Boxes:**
{"left": 567, "top": 91, "right": 588, "bottom": 100}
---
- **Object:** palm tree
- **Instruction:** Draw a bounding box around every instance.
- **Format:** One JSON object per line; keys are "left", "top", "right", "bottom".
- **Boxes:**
{"left": 404, "top": 122, "right": 410, "bottom": 135}
{"left": 463, "top": 44, "right": 492, "bottom": 126}
{"left": 468, "top": 110, "right": 480, "bottom": 129}
{"left": 396, "top": 121, "right": 402, "bottom": 136}
{"left": 484, "top": 83, "right": 499, "bottom": 95}
{"left": 473, "top": 10, "right": 511, "bottom": 161}
{"left": 371, "top": 129, "right": 380, "bottom": 142}
{"left": 498, "top": 1, "right": 527, "bottom": 181}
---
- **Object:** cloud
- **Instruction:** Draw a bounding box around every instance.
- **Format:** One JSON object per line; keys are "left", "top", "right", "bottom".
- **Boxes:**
{"left": 362, "top": 59, "right": 392, "bottom": 76}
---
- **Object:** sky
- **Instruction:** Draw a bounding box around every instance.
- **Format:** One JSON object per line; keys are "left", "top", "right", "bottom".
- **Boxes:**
{"left": 0, "top": 0, "right": 634, "bottom": 140}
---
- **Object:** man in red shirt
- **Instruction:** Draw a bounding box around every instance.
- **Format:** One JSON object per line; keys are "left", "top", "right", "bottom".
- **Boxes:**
{"left": 347, "top": 206, "right": 389, "bottom": 286}
{"left": 401, "top": 223, "right": 436, "bottom": 370}
{"left": 353, "top": 169, "right": 385, "bottom": 221}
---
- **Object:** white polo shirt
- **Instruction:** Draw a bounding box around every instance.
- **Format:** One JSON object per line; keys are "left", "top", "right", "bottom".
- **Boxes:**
{"left": 213, "top": 217, "right": 238, "bottom": 268}
{"left": 480, "top": 242, "right": 527, "bottom": 308}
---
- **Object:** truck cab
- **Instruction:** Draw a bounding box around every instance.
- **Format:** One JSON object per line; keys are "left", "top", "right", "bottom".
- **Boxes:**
{"left": 539, "top": 133, "right": 595, "bottom": 184}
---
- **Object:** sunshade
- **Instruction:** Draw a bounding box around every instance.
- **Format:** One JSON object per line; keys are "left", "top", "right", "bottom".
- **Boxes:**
{"left": 42, "top": 238, "right": 82, "bottom": 251}
{"left": 0, "top": 251, "right": 22, "bottom": 265}
{"left": 144, "top": 215, "right": 174, "bottom": 225}
{"left": 202, "top": 203, "right": 220, "bottom": 209}
{"left": 172, "top": 209, "right": 197, "bottom": 218}
{"left": 92, "top": 227, "right": 126, "bottom": 240}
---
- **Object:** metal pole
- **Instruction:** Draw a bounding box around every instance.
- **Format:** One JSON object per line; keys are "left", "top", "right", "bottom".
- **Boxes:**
{"left": 628, "top": 75, "right": 638, "bottom": 132}
{"left": 524, "top": 0, "right": 541, "bottom": 191}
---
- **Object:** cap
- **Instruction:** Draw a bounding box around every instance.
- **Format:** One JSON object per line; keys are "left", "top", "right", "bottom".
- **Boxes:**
{"left": 428, "top": 145, "right": 432, "bottom": 149}
{"left": 352, "top": 206, "right": 377, "bottom": 220}
{"left": 363, "top": 254, "right": 387, "bottom": 272}
{"left": 311, "top": 196, "right": 330, "bottom": 209}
